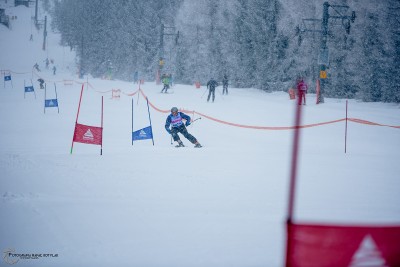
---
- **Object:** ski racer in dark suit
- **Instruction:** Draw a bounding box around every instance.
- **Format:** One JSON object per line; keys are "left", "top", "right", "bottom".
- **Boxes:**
{"left": 165, "top": 107, "right": 202, "bottom": 148}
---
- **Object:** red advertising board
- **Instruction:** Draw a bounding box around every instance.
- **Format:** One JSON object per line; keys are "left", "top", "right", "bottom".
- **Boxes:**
{"left": 286, "top": 222, "right": 400, "bottom": 267}
{"left": 73, "top": 123, "right": 102, "bottom": 145}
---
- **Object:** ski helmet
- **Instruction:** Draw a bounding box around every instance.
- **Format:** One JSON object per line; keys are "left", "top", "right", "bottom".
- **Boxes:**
{"left": 171, "top": 107, "right": 178, "bottom": 113}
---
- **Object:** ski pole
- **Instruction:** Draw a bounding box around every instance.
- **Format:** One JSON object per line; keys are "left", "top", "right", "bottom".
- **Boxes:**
{"left": 191, "top": 117, "right": 201, "bottom": 123}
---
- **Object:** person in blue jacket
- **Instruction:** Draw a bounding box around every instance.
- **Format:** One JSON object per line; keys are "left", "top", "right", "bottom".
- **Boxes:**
{"left": 165, "top": 107, "right": 202, "bottom": 148}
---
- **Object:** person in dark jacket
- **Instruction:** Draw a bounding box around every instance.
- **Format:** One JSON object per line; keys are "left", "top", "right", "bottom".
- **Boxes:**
{"left": 165, "top": 107, "right": 202, "bottom": 148}
{"left": 206, "top": 78, "right": 218, "bottom": 102}
{"left": 37, "top": 78, "right": 45, "bottom": 89}
{"left": 33, "top": 63, "right": 40, "bottom": 72}
{"left": 222, "top": 74, "right": 228, "bottom": 95}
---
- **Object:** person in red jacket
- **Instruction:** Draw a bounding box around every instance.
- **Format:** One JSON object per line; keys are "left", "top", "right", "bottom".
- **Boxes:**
{"left": 296, "top": 77, "right": 308, "bottom": 105}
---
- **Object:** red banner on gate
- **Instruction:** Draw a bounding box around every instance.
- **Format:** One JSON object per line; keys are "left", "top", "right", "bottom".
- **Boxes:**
{"left": 73, "top": 123, "right": 103, "bottom": 145}
{"left": 286, "top": 222, "right": 400, "bottom": 267}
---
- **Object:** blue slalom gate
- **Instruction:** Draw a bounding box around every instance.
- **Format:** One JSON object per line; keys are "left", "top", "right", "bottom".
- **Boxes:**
{"left": 132, "top": 96, "right": 154, "bottom": 146}
{"left": 44, "top": 83, "right": 59, "bottom": 113}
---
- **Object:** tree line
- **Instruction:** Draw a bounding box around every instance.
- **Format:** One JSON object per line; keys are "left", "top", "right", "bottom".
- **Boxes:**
{"left": 50, "top": 0, "right": 400, "bottom": 102}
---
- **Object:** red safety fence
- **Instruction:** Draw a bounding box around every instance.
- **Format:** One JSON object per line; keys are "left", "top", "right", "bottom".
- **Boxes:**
{"left": 1, "top": 69, "right": 31, "bottom": 75}
{"left": 349, "top": 118, "right": 400, "bottom": 129}
{"left": 4, "top": 69, "right": 400, "bottom": 130}
{"left": 139, "top": 89, "right": 399, "bottom": 130}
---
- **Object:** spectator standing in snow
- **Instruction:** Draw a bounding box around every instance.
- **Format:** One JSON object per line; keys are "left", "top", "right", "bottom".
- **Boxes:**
{"left": 38, "top": 78, "right": 45, "bottom": 89}
{"left": 222, "top": 74, "right": 229, "bottom": 95}
{"left": 52, "top": 66, "right": 56, "bottom": 75}
{"left": 45, "top": 58, "right": 50, "bottom": 69}
{"left": 206, "top": 77, "right": 218, "bottom": 102}
{"left": 133, "top": 71, "right": 138, "bottom": 84}
{"left": 165, "top": 107, "right": 202, "bottom": 148}
{"left": 33, "top": 63, "right": 40, "bottom": 72}
{"left": 296, "top": 77, "right": 308, "bottom": 105}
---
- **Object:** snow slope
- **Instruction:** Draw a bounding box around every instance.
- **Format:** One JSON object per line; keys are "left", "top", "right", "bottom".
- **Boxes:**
{"left": 1, "top": 6, "right": 400, "bottom": 267}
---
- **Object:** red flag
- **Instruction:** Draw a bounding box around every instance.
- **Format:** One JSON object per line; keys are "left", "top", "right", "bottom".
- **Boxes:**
{"left": 286, "top": 222, "right": 400, "bottom": 267}
{"left": 73, "top": 123, "right": 102, "bottom": 145}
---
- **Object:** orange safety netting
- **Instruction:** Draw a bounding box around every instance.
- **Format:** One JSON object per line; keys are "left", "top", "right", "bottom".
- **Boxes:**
{"left": 4, "top": 69, "right": 400, "bottom": 130}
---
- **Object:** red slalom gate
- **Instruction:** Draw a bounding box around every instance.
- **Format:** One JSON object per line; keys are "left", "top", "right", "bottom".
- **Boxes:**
{"left": 70, "top": 83, "right": 104, "bottom": 155}
{"left": 72, "top": 123, "right": 103, "bottom": 145}
{"left": 285, "top": 99, "right": 400, "bottom": 267}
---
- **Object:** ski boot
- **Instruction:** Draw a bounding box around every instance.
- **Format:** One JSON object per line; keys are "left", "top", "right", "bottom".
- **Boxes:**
{"left": 175, "top": 141, "right": 185, "bottom": 148}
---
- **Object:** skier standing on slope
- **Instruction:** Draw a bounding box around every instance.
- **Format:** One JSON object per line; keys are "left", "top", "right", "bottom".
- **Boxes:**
{"left": 206, "top": 78, "right": 218, "bottom": 102}
{"left": 296, "top": 77, "right": 308, "bottom": 105}
{"left": 161, "top": 74, "right": 170, "bottom": 93}
{"left": 222, "top": 74, "right": 229, "bottom": 95}
{"left": 37, "top": 78, "right": 45, "bottom": 89}
{"left": 165, "top": 107, "right": 202, "bottom": 148}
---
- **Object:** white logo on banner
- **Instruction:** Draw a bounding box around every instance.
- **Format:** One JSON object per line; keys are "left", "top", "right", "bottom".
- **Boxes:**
{"left": 139, "top": 129, "right": 147, "bottom": 137}
{"left": 49, "top": 100, "right": 54, "bottom": 106}
{"left": 83, "top": 129, "right": 94, "bottom": 141}
{"left": 348, "top": 235, "right": 388, "bottom": 267}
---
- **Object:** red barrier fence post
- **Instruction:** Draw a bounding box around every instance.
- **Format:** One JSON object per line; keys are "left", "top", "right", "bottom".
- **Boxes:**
{"left": 345, "top": 100, "right": 348, "bottom": 153}
{"left": 288, "top": 88, "right": 296, "bottom": 100}
{"left": 316, "top": 79, "right": 321, "bottom": 104}
{"left": 100, "top": 95, "right": 103, "bottom": 155}
{"left": 285, "top": 98, "right": 304, "bottom": 266}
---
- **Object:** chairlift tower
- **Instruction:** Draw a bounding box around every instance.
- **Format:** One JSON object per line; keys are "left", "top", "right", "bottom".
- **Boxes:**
{"left": 297, "top": 1, "right": 356, "bottom": 104}
{"left": 159, "top": 23, "right": 179, "bottom": 70}
{"left": 42, "top": 15, "right": 47, "bottom": 51}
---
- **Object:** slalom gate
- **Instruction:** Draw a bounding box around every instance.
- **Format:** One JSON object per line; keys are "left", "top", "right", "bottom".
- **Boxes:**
{"left": 131, "top": 86, "right": 154, "bottom": 146}
{"left": 24, "top": 79, "right": 36, "bottom": 99}
{"left": 3, "top": 70, "right": 13, "bottom": 88}
{"left": 70, "top": 83, "right": 104, "bottom": 155}
{"left": 111, "top": 89, "right": 121, "bottom": 100}
{"left": 284, "top": 96, "right": 400, "bottom": 267}
{"left": 44, "top": 83, "right": 59, "bottom": 113}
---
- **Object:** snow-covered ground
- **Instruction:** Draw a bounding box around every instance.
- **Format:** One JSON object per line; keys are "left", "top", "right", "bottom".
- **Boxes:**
{"left": 1, "top": 6, "right": 399, "bottom": 267}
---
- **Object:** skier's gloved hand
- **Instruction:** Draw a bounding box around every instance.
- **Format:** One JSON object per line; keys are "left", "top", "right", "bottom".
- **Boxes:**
{"left": 167, "top": 129, "right": 172, "bottom": 134}
{"left": 185, "top": 121, "right": 191, "bottom": 127}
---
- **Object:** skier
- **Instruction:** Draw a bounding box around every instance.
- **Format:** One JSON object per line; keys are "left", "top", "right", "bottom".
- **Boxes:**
{"left": 33, "top": 63, "right": 40, "bottom": 72}
{"left": 296, "top": 77, "right": 308, "bottom": 105}
{"left": 45, "top": 58, "right": 50, "bottom": 69}
{"left": 161, "top": 74, "right": 170, "bottom": 93}
{"left": 52, "top": 66, "right": 57, "bottom": 75}
{"left": 206, "top": 77, "right": 218, "bottom": 102}
{"left": 37, "top": 78, "right": 45, "bottom": 89}
{"left": 222, "top": 74, "right": 229, "bottom": 95}
{"left": 165, "top": 107, "right": 202, "bottom": 148}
